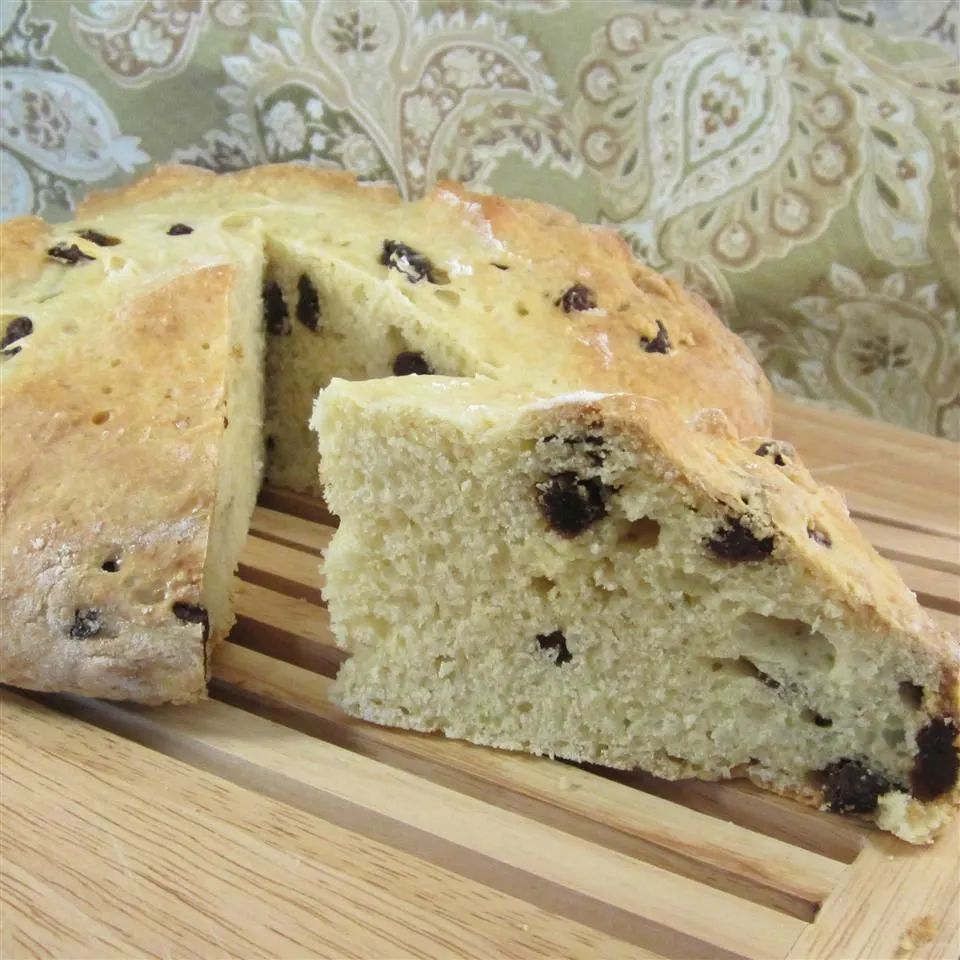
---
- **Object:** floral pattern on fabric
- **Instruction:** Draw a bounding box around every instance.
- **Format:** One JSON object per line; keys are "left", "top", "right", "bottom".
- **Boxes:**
{"left": 745, "top": 264, "right": 959, "bottom": 436}
{"left": 69, "top": 0, "right": 212, "bottom": 88}
{"left": 0, "top": 0, "right": 149, "bottom": 219}
{"left": 171, "top": 0, "right": 578, "bottom": 197}
{"left": 1, "top": 0, "right": 957, "bottom": 439}
{"left": 570, "top": 7, "right": 944, "bottom": 271}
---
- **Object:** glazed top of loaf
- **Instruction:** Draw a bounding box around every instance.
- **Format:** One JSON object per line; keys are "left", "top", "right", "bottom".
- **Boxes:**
{"left": 2, "top": 164, "right": 772, "bottom": 438}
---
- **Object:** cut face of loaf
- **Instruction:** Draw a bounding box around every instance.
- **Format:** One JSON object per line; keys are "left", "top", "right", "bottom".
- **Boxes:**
{"left": 312, "top": 377, "right": 960, "bottom": 844}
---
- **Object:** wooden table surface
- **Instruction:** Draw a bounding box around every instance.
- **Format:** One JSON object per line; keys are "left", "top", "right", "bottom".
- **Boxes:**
{"left": 2, "top": 397, "right": 958, "bottom": 960}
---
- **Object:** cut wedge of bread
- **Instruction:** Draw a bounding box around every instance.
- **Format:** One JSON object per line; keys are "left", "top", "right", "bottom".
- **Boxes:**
{"left": 312, "top": 376, "right": 959, "bottom": 844}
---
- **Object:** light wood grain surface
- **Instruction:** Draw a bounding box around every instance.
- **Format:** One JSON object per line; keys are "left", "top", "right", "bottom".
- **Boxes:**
{"left": 2, "top": 397, "right": 958, "bottom": 960}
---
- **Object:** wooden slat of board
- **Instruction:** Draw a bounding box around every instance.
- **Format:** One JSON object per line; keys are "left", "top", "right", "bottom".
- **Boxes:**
{"left": 248, "top": 506, "right": 334, "bottom": 556}
{"left": 258, "top": 486, "right": 336, "bottom": 525}
{"left": 232, "top": 580, "right": 344, "bottom": 675}
{"left": 1, "top": 692, "right": 642, "bottom": 960}
{"left": 609, "top": 769, "right": 868, "bottom": 864}
{"left": 854, "top": 517, "right": 959, "bottom": 574}
{"left": 786, "top": 822, "right": 959, "bottom": 960}
{"left": 775, "top": 398, "right": 957, "bottom": 462}
{"left": 837, "top": 478, "right": 958, "bottom": 541}
{"left": 56, "top": 694, "right": 807, "bottom": 960}
{"left": 212, "top": 642, "right": 845, "bottom": 921}
{"left": 237, "top": 536, "right": 324, "bottom": 604}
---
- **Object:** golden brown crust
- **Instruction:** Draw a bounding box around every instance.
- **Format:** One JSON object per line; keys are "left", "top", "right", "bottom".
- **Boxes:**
{"left": 0, "top": 264, "right": 242, "bottom": 702}
{"left": 72, "top": 164, "right": 773, "bottom": 437}
{"left": 0, "top": 216, "right": 53, "bottom": 296}
{"left": 76, "top": 164, "right": 217, "bottom": 218}
{"left": 432, "top": 180, "right": 773, "bottom": 436}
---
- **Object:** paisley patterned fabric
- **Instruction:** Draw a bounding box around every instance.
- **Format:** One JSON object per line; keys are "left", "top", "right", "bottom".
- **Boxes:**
{"left": 2, "top": 0, "right": 957, "bottom": 438}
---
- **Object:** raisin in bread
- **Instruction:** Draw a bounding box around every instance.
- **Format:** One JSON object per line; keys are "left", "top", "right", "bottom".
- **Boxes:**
{"left": 311, "top": 376, "right": 959, "bottom": 844}
{"left": 0, "top": 214, "right": 267, "bottom": 702}
{"left": 75, "top": 164, "right": 772, "bottom": 493}
{"left": 1, "top": 163, "right": 771, "bottom": 702}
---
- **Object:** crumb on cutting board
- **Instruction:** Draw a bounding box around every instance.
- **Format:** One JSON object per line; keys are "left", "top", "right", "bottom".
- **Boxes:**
{"left": 896, "top": 915, "right": 937, "bottom": 957}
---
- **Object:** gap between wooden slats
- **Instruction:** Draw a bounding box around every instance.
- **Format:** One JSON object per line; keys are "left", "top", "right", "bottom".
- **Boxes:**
{"left": 893, "top": 560, "right": 959, "bottom": 615}
{"left": 238, "top": 536, "right": 324, "bottom": 605}
{"left": 852, "top": 518, "right": 959, "bottom": 575}
{"left": 211, "top": 642, "right": 848, "bottom": 921}
{"left": 829, "top": 480, "right": 956, "bottom": 542}
{"left": 233, "top": 580, "right": 345, "bottom": 675}
{"left": 3, "top": 691, "right": 640, "bottom": 960}
{"left": 850, "top": 508, "right": 959, "bottom": 545}
{"left": 42, "top": 692, "right": 805, "bottom": 960}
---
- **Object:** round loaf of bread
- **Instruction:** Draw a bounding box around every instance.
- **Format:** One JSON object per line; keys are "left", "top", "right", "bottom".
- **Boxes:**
{"left": 0, "top": 164, "right": 771, "bottom": 701}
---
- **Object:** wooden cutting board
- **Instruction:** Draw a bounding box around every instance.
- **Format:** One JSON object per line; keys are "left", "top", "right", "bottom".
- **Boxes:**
{"left": 2, "top": 397, "right": 958, "bottom": 960}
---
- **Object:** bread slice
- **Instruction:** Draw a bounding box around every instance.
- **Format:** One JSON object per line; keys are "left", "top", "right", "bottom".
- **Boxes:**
{"left": 0, "top": 212, "right": 266, "bottom": 702}
{"left": 312, "top": 376, "right": 959, "bottom": 843}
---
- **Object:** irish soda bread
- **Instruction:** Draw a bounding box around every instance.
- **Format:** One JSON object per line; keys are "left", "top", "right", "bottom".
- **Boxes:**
{"left": 0, "top": 164, "right": 769, "bottom": 701}
{"left": 312, "top": 377, "right": 959, "bottom": 844}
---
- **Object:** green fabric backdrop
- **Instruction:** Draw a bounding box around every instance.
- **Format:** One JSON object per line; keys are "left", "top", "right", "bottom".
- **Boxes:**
{"left": 2, "top": 0, "right": 958, "bottom": 437}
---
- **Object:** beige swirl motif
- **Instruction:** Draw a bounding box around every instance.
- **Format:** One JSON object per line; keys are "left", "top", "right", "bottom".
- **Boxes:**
{"left": 173, "top": 0, "right": 578, "bottom": 196}
{"left": 1, "top": 1, "right": 149, "bottom": 219}
{"left": 571, "top": 7, "right": 945, "bottom": 271}
{"left": 746, "top": 264, "right": 959, "bottom": 438}
{"left": 70, "top": 0, "right": 210, "bottom": 89}
{"left": 689, "top": 0, "right": 957, "bottom": 52}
